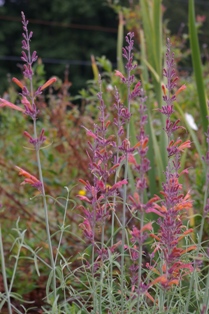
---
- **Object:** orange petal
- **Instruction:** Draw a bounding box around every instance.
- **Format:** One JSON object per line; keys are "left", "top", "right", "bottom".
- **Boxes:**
{"left": 12, "top": 77, "right": 24, "bottom": 89}
{"left": 174, "top": 201, "right": 192, "bottom": 211}
{"left": 128, "top": 154, "right": 137, "bottom": 166}
{"left": 40, "top": 77, "right": 57, "bottom": 91}
{"left": 142, "top": 138, "right": 149, "bottom": 149}
{"left": 168, "top": 279, "right": 179, "bottom": 286}
{"left": 150, "top": 275, "right": 167, "bottom": 287}
{"left": 79, "top": 179, "right": 88, "bottom": 186}
{"left": 133, "top": 141, "right": 141, "bottom": 149}
{"left": 105, "top": 120, "right": 111, "bottom": 128}
{"left": 162, "top": 263, "right": 166, "bottom": 272}
{"left": 177, "top": 228, "right": 193, "bottom": 242}
{"left": 175, "top": 84, "right": 186, "bottom": 96}
{"left": 154, "top": 203, "right": 167, "bottom": 213}
{"left": 0, "top": 99, "right": 24, "bottom": 112}
{"left": 141, "top": 222, "right": 153, "bottom": 232}
{"left": 115, "top": 70, "right": 125, "bottom": 80}
{"left": 178, "top": 140, "right": 191, "bottom": 151}
{"left": 150, "top": 234, "right": 161, "bottom": 242}
{"left": 162, "top": 84, "right": 167, "bottom": 96}
{"left": 180, "top": 245, "right": 197, "bottom": 255}
{"left": 145, "top": 291, "right": 155, "bottom": 303}
{"left": 15, "top": 166, "right": 39, "bottom": 183}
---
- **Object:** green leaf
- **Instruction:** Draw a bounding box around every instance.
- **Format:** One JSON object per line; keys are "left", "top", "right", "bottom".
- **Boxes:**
{"left": 117, "top": 11, "right": 125, "bottom": 72}
{"left": 189, "top": 0, "right": 208, "bottom": 134}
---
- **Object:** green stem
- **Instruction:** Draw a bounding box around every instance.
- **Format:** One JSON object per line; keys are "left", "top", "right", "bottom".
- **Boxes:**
{"left": 99, "top": 199, "right": 107, "bottom": 312}
{"left": 185, "top": 171, "right": 209, "bottom": 313}
{"left": 121, "top": 66, "right": 131, "bottom": 313}
{"left": 159, "top": 287, "right": 165, "bottom": 312}
{"left": 9, "top": 228, "right": 26, "bottom": 294}
{"left": 24, "top": 20, "right": 57, "bottom": 304}
{"left": 0, "top": 226, "right": 12, "bottom": 314}
{"left": 203, "top": 270, "right": 209, "bottom": 313}
{"left": 91, "top": 200, "right": 98, "bottom": 313}
{"left": 33, "top": 120, "right": 57, "bottom": 303}
{"left": 99, "top": 225, "right": 105, "bottom": 313}
{"left": 110, "top": 150, "right": 120, "bottom": 311}
{"left": 54, "top": 187, "right": 69, "bottom": 265}
{"left": 110, "top": 101, "right": 123, "bottom": 309}
{"left": 136, "top": 211, "right": 144, "bottom": 313}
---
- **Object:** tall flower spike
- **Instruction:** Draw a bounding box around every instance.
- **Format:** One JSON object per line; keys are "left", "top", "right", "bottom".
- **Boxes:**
{"left": 21, "top": 11, "right": 38, "bottom": 80}
{"left": 150, "top": 38, "right": 194, "bottom": 289}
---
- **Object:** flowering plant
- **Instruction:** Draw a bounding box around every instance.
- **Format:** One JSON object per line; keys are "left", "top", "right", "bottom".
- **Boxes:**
{"left": 0, "top": 11, "right": 209, "bottom": 314}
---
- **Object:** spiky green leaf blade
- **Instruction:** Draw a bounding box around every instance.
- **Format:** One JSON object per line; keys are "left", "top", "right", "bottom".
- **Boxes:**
{"left": 189, "top": 0, "right": 208, "bottom": 134}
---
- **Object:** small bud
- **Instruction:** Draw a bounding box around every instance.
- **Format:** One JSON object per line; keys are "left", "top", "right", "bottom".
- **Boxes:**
{"left": 23, "top": 131, "right": 33, "bottom": 141}
{"left": 105, "top": 120, "right": 111, "bottom": 128}
{"left": 79, "top": 179, "right": 87, "bottom": 186}
{"left": 162, "top": 84, "right": 167, "bottom": 96}
{"left": 21, "top": 96, "right": 33, "bottom": 111}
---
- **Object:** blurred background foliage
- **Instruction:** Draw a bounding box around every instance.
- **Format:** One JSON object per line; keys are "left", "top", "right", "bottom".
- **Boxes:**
{"left": 0, "top": 0, "right": 118, "bottom": 95}
{"left": 0, "top": 0, "right": 209, "bottom": 95}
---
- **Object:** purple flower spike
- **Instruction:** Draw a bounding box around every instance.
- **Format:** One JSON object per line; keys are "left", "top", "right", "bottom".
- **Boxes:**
{"left": 149, "top": 39, "right": 195, "bottom": 289}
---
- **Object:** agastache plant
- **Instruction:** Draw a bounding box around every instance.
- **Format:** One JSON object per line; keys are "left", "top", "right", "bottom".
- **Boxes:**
{"left": 78, "top": 77, "right": 129, "bottom": 312}
{"left": 115, "top": 33, "right": 144, "bottom": 308}
{"left": 147, "top": 40, "right": 196, "bottom": 302}
{"left": 78, "top": 33, "right": 147, "bottom": 312}
{"left": 0, "top": 12, "right": 57, "bottom": 306}
{"left": 79, "top": 32, "right": 158, "bottom": 312}
{"left": 126, "top": 90, "right": 162, "bottom": 310}
{"left": 1, "top": 12, "right": 204, "bottom": 312}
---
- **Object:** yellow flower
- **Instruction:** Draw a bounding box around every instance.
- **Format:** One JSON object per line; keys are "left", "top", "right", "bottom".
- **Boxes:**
{"left": 78, "top": 189, "right": 86, "bottom": 196}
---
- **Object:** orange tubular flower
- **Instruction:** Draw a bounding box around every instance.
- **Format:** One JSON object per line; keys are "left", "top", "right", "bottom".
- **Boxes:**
{"left": 128, "top": 154, "right": 137, "bottom": 166}
{"left": 167, "top": 279, "right": 179, "bottom": 286}
{"left": 168, "top": 139, "right": 191, "bottom": 152}
{"left": 175, "top": 84, "right": 186, "bottom": 96}
{"left": 133, "top": 141, "right": 141, "bottom": 149}
{"left": 150, "top": 233, "right": 161, "bottom": 242}
{"left": 115, "top": 70, "right": 125, "bottom": 80}
{"left": 145, "top": 291, "right": 155, "bottom": 304}
{"left": 177, "top": 229, "right": 193, "bottom": 242}
{"left": 150, "top": 275, "right": 167, "bottom": 287}
{"left": 0, "top": 99, "right": 24, "bottom": 112}
{"left": 40, "top": 77, "right": 57, "bottom": 91}
{"left": 162, "top": 83, "right": 167, "bottom": 96}
{"left": 12, "top": 77, "right": 24, "bottom": 89}
{"left": 150, "top": 274, "right": 179, "bottom": 289}
{"left": 15, "top": 166, "right": 42, "bottom": 191}
{"left": 180, "top": 245, "right": 197, "bottom": 255}
{"left": 174, "top": 200, "right": 192, "bottom": 212}
{"left": 178, "top": 140, "right": 191, "bottom": 151}
{"left": 78, "top": 178, "right": 88, "bottom": 186}
{"left": 141, "top": 222, "right": 153, "bottom": 233}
